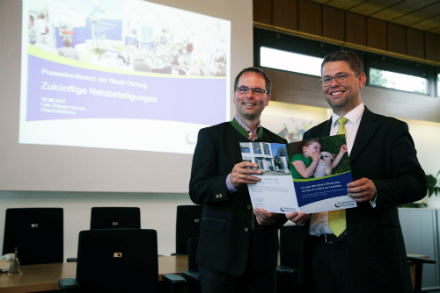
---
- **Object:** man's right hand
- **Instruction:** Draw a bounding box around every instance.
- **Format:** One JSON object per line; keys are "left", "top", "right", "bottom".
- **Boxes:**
{"left": 230, "top": 162, "right": 262, "bottom": 189}
{"left": 286, "top": 211, "right": 310, "bottom": 225}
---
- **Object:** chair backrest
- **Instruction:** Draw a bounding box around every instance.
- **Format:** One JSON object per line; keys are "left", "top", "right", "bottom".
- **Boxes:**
{"left": 90, "top": 207, "right": 141, "bottom": 230}
{"left": 187, "top": 238, "right": 199, "bottom": 272}
{"left": 279, "top": 225, "right": 307, "bottom": 267}
{"left": 76, "top": 229, "right": 158, "bottom": 292}
{"left": 175, "top": 205, "right": 203, "bottom": 254}
{"left": 2, "top": 208, "right": 63, "bottom": 265}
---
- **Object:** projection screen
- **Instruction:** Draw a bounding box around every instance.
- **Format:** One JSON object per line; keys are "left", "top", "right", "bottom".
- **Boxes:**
{"left": 0, "top": 0, "right": 253, "bottom": 192}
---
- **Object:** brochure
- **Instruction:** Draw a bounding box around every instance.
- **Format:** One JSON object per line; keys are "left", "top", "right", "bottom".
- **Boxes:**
{"left": 240, "top": 134, "right": 357, "bottom": 214}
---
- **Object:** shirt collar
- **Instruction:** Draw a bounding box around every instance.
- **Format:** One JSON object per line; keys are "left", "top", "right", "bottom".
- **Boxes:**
{"left": 331, "top": 103, "right": 364, "bottom": 126}
{"left": 235, "top": 114, "right": 261, "bottom": 135}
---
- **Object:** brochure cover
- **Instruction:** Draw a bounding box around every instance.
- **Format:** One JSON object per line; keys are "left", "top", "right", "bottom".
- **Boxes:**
{"left": 241, "top": 134, "right": 357, "bottom": 214}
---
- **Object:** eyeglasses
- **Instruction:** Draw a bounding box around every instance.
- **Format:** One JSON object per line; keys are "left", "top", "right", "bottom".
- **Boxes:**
{"left": 319, "top": 73, "right": 358, "bottom": 87}
{"left": 235, "top": 86, "right": 268, "bottom": 96}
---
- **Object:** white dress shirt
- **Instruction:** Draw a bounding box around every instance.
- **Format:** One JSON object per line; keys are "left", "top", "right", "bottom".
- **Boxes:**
{"left": 309, "top": 103, "right": 365, "bottom": 236}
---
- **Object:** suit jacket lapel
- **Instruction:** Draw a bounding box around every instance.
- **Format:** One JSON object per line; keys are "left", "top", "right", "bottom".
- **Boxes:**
{"left": 349, "top": 107, "right": 380, "bottom": 165}
{"left": 314, "top": 118, "right": 332, "bottom": 138}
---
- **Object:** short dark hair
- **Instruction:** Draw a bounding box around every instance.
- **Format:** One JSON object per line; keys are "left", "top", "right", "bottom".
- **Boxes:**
{"left": 321, "top": 51, "right": 363, "bottom": 75}
{"left": 234, "top": 67, "right": 271, "bottom": 94}
{"left": 290, "top": 138, "right": 322, "bottom": 156}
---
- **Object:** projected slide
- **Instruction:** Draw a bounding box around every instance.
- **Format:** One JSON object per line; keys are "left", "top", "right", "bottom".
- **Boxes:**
{"left": 20, "top": 0, "right": 230, "bottom": 154}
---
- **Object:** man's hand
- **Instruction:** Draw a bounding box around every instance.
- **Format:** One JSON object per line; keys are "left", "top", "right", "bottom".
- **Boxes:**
{"left": 230, "top": 162, "right": 262, "bottom": 189}
{"left": 254, "top": 208, "right": 279, "bottom": 226}
{"left": 285, "top": 211, "right": 310, "bottom": 226}
{"left": 347, "top": 178, "right": 376, "bottom": 202}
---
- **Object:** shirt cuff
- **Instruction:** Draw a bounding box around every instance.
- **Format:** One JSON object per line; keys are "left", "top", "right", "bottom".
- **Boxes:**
{"left": 369, "top": 187, "right": 378, "bottom": 208}
{"left": 226, "top": 173, "right": 239, "bottom": 193}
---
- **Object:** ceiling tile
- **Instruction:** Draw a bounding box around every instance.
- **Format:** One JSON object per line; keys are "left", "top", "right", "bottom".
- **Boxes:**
{"left": 391, "top": 2, "right": 440, "bottom": 26}
{"left": 308, "top": 0, "right": 328, "bottom": 3}
{"left": 370, "top": 0, "right": 439, "bottom": 21}
{"left": 411, "top": 15, "right": 440, "bottom": 31}
{"left": 305, "top": 0, "right": 440, "bottom": 35}
{"left": 349, "top": 0, "right": 401, "bottom": 16}
{"left": 429, "top": 26, "right": 440, "bottom": 34}
{"left": 316, "top": 0, "right": 365, "bottom": 10}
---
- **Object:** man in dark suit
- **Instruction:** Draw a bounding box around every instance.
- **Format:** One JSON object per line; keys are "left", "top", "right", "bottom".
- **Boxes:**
{"left": 189, "top": 67, "right": 308, "bottom": 293}
{"left": 287, "top": 51, "right": 427, "bottom": 293}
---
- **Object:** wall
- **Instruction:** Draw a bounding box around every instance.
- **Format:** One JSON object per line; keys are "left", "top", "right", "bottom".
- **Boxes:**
{"left": 402, "top": 118, "right": 440, "bottom": 208}
{"left": 0, "top": 192, "right": 193, "bottom": 257}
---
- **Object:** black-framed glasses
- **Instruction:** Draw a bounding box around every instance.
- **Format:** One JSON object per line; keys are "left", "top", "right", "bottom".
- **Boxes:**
{"left": 235, "top": 86, "right": 268, "bottom": 96}
{"left": 319, "top": 72, "right": 358, "bottom": 87}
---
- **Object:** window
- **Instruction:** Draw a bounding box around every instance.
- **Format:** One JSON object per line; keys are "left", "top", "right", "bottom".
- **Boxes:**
{"left": 369, "top": 68, "right": 427, "bottom": 94}
{"left": 263, "top": 143, "right": 270, "bottom": 155}
{"left": 254, "top": 27, "right": 439, "bottom": 97}
{"left": 253, "top": 143, "right": 261, "bottom": 154}
{"left": 438, "top": 73, "right": 440, "bottom": 96}
{"left": 241, "top": 146, "right": 250, "bottom": 153}
{"left": 260, "top": 47, "right": 322, "bottom": 77}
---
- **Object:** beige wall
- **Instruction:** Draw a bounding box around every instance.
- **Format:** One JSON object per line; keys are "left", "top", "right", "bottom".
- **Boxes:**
{"left": 0, "top": 192, "right": 193, "bottom": 257}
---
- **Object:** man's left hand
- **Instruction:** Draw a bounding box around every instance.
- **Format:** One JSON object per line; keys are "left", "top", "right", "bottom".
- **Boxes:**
{"left": 254, "top": 208, "right": 279, "bottom": 226}
{"left": 347, "top": 178, "right": 376, "bottom": 202}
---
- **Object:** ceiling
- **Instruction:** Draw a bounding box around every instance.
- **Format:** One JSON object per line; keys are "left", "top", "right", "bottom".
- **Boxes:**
{"left": 309, "top": 0, "right": 440, "bottom": 35}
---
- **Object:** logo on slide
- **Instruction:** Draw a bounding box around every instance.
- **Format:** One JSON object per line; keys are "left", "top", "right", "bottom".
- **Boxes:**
{"left": 334, "top": 203, "right": 341, "bottom": 208}
{"left": 186, "top": 133, "right": 197, "bottom": 145}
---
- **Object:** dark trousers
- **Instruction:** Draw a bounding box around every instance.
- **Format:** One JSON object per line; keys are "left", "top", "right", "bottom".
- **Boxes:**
{"left": 198, "top": 234, "right": 276, "bottom": 293}
{"left": 310, "top": 236, "right": 352, "bottom": 293}
{"left": 198, "top": 265, "right": 276, "bottom": 293}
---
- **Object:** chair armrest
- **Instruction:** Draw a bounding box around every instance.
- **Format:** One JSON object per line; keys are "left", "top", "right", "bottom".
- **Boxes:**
{"left": 58, "top": 278, "right": 80, "bottom": 291}
{"left": 66, "top": 258, "right": 77, "bottom": 263}
{"left": 162, "top": 274, "right": 187, "bottom": 285}
{"left": 407, "top": 256, "right": 436, "bottom": 264}
{"left": 276, "top": 265, "right": 298, "bottom": 275}
{"left": 407, "top": 256, "right": 436, "bottom": 292}
{"left": 182, "top": 270, "right": 200, "bottom": 281}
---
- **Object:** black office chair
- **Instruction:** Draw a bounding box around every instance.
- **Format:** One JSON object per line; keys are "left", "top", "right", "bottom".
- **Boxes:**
{"left": 182, "top": 238, "right": 201, "bottom": 293}
{"left": 58, "top": 229, "right": 185, "bottom": 293}
{"left": 172, "top": 205, "right": 203, "bottom": 255}
{"left": 90, "top": 207, "right": 141, "bottom": 229}
{"left": 406, "top": 255, "right": 436, "bottom": 293}
{"left": 67, "top": 207, "right": 142, "bottom": 263}
{"left": 276, "top": 225, "right": 306, "bottom": 293}
{"left": 2, "top": 208, "right": 63, "bottom": 265}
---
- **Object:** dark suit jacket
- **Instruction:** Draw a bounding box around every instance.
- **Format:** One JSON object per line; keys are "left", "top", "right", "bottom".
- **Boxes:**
{"left": 297, "top": 107, "right": 426, "bottom": 293}
{"left": 189, "top": 121, "right": 288, "bottom": 276}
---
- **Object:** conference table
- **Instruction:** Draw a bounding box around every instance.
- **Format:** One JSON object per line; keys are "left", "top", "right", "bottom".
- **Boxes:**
{"left": 0, "top": 255, "right": 188, "bottom": 293}
{"left": 0, "top": 253, "right": 430, "bottom": 292}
